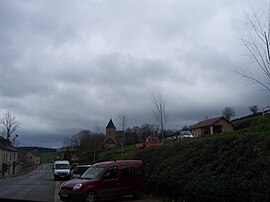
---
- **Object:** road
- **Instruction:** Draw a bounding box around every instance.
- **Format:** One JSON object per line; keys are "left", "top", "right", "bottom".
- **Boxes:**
{"left": 0, "top": 163, "right": 55, "bottom": 202}
{"left": 0, "top": 163, "right": 161, "bottom": 202}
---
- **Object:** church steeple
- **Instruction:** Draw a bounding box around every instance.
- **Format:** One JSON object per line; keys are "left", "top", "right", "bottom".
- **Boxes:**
{"left": 106, "top": 119, "right": 116, "bottom": 129}
{"left": 106, "top": 119, "right": 116, "bottom": 138}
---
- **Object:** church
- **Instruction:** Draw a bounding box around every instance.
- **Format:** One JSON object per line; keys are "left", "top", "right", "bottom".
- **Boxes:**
{"left": 103, "top": 119, "right": 124, "bottom": 149}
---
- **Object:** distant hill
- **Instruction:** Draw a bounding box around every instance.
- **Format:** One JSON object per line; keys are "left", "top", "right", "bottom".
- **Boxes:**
{"left": 18, "top": 146, "right": 57, "bottom": 153}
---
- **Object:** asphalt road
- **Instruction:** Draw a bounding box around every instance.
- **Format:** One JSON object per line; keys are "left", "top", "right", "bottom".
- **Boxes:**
{"left": 0, "top": 163, "right": 161, "bottom": 202}
{"left": 0, "top": 163, "right": 55, "bottom": 202}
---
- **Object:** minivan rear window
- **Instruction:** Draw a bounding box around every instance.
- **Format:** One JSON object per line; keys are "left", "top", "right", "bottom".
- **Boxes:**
{"left": 103, "top": 166, "right": 118, "bottom": 180}
{"left": 120, "top": 165, "right": 132, "bottom": 178}
{"left": 134, "top": 164, "right": 144, "bottom": 176}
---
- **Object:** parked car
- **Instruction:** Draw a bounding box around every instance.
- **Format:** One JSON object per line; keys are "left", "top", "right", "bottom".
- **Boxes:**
{"left": 59, "top": 160, "right": 146, "bottom": 202}
{"left": 70, "top": 162, "right": 79, "bottom": 171}
{"left": 53, "top": 160, "right": 71, "bottom": 181}
{"left": 180, "top": 131, "right": 193, "bottom": 139}
{"left": 71, "top": 165, "right": 92, "bottom": 179}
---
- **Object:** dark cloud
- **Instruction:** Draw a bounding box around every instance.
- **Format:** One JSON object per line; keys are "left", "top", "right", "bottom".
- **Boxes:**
{"left": 0, "top": 0, "right": 269, "bottom": 147}
{"left": 19, "top": 132, "right": 67, "bottom": 148}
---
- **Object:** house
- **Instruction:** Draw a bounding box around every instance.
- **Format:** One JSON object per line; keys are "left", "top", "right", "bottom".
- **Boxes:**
{"left": 18, "top": 149, "right": 41, "bottom": 169}
{"left": 61, "top": 146, "right": 81, "bottom": 162}
{"left": 25, "top": 150, "right": 41, "bottom": 165}
{"left": 0, "top": 137, "right": 19, "bottom": 177}
{"left": 190, "top": 116, "right": 234, "bottom": 137}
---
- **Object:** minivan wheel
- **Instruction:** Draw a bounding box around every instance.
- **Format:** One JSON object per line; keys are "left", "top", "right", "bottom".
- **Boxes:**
{"left": 133, "top": 187, "right": 144, "bottom": 199}
{"left": 85, "top": 191, "right": 97, "bottom": 202}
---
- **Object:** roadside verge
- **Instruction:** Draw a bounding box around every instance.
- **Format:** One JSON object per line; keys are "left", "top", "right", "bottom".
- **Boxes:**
{"left": 54, "top": 181, "right": 61, "bottom": 202}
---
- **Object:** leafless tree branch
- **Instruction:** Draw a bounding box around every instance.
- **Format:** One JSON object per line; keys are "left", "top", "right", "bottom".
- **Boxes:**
{"left": 151, "top": 93, "right": 168, "bottom": 140}
{"left": 118, "top": 113, "right": 128, "bottom": 157}
{"left": 239, "top": 4, "right": 270, "bottom": 93}
{"left": 0, "top": 111, "right": 20, "bottom": 141}
{"left": 234, "top": 70, "right": 270, "bottom": 92}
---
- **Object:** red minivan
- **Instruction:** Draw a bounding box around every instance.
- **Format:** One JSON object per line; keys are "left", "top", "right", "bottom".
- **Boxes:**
{"left": 59, "top": 160, "right": 146, "bottom": 202}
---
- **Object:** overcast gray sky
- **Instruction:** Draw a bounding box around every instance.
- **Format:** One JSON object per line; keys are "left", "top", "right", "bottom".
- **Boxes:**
{"left": 0, "top": 0, "right": 269, "bottom": 147}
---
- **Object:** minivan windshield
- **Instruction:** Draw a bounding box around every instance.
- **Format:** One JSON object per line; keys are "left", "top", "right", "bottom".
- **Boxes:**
{"left": 55, "top": 164, "right": 70, "bottom": 169}
{"left": 80, "top": 166, "right": 105, "bottom": 180}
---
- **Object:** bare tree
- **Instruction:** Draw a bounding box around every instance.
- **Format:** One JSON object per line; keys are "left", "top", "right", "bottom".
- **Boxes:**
{"left": 70, "top": 133, "right": 81, "bottom": 147}
{"left": 151, "top": 93, "right": 168, "bottom": 140}
{"left": 249, "top": 104, "right": 259, "bottom": 114}
{"left": 222, "top": 107, "right": 236, "bottom": 121}
{"left": 140, "top": 124, "right": 157, "bottom": 140}
{"left": 93, "top": 123, "right": 100, "bottom": 162}
{"left": 62, "top": 137, "right": 72, "bottom": 147}
{"left": 11, "top": 135, "right": 20, "bottom": 147}
{"left": 236, "top": 4, "right": 270, "bottom": 93}
{"left": 63, "top": 130, "right": 105, "bottom": 162}
{"left": 79, "top": 130, "right": 94, "bottom": 162}
{"left": 118, "top": 113, "right": 128, "bottom": 157}
{"left": 181, "top": 125, "right": 190, "bottom": 131}
{"left": 0, "top": 111, "right": 20, "bottom": 141}
{"left": 62, "top": 133, "right": 80, "bottom": 147}
{"left": 78, "top": 130, "right": 104, "bottom": 162}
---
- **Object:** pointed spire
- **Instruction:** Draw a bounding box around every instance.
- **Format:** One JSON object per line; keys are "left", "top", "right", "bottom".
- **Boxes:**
{"left": 106, "top": 119, "right": 116, "bottom": 129}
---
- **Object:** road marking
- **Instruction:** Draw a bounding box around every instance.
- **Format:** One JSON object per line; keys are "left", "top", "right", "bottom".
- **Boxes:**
{"left": 33, "top": 170, "right": 52, "bottom": 173}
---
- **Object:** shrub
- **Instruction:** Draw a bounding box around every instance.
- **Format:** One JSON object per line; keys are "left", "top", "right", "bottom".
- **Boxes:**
{"left": 134, "top": 116, "right": 270, "bottom": 201}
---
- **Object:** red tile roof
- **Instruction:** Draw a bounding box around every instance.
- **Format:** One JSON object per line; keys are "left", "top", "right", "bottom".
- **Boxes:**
{"left": 190, "top": 116, "right": 226, "bottom": 129}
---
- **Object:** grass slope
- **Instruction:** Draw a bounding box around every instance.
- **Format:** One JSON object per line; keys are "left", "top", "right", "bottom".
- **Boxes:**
{"left": 98, "top": 144, "right": 137, "bottom": 161}
{"left": 40, "top": 151, "right": 58, "bottom": 163}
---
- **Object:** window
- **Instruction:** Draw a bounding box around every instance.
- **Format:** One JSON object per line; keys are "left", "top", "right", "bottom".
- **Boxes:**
{"left": 103, "top": 166, "right": 118, "bottom": 180}
{"left": 134, "top": 165, "right": 144, "bottom": 177}
{"left": 81, "top": 166, "right": 105, "bottom": 180}
{"left": 55, "top": 164, "right": 70, "bottom": 169}
{"left": 120, "top": 165, "right": 132, "bottom": 178}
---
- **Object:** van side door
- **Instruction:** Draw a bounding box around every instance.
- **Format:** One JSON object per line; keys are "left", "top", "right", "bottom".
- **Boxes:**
{"left": 99, "top": 166, "right": 119, "bottom": 197}
{"left": 134, "top": 164, "right": 146, "bottom": 186}
{"left": 118, "top": 165, "right": 133, "bottom": 195}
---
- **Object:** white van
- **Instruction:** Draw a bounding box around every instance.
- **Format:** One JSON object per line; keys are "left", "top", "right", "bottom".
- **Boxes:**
{"left": 180, "top": 131, "right": 194, "bottom": 139}
{"left": 53, "top": 160, "right": 71, "bottom": 181}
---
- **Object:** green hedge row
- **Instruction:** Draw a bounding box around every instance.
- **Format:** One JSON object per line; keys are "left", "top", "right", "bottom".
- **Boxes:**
{"left": 135, "top": 116, "right": 270, "bottom": 201}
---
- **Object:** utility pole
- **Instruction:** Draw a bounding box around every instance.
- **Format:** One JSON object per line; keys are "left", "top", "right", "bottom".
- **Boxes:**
{"left": 118, "top": 113, "right": 128, "bottom": 157}
{"left": 93, "top": 123, "right": 99, "bottom": 163}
